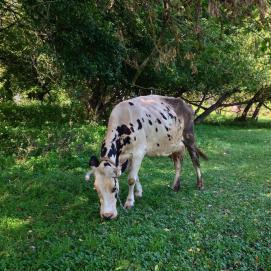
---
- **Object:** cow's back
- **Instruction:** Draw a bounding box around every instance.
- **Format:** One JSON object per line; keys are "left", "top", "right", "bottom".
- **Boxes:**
{"left": 107, "top": 95, "right": 191, "bottom": 157}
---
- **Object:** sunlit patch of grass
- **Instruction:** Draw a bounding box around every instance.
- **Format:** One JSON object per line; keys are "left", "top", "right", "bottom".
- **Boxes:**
{"left": 0, "top": 217, "right": 30, "bottom": 231}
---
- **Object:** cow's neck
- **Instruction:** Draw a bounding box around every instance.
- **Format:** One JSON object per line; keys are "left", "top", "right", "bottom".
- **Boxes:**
{"left": 100, "top": 130, "right": 122, "bottom": 167}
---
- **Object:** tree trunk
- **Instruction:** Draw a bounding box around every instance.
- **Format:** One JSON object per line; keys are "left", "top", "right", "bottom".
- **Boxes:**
{"left": 236, "top": 90, "right": 262, "bottom": 121}
{"left": 238, "top": 99, "right": 254, "bottom": 121}
{"left": 194, "top": 91, "right": 234, "bottom": 124}
{"left": 251, "top": 101, "right": 263, "bottom": 120}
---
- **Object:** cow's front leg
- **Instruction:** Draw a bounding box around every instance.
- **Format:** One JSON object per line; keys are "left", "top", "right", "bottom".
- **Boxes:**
{"left": 124, "top": 155, "right": 143, "bottom": 209}
{"left": 124, "top": 178, "right": 136, "bottom": 209}
{"left": 134, "top": 180, "right": 142, "bottom": 198}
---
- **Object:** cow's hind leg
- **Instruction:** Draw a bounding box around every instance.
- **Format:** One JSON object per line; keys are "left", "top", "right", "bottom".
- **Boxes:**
{"left": 184, "top": 134, "right": 204, "bottom": 190}
{"left": 170, "top": 146, "right": 185, "bottom": 192}
{"left": 124, "top": 155, "right": 144, "bottom": 209}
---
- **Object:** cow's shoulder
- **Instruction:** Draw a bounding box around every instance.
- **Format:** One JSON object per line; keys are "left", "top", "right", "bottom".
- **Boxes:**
{"left": 161, "top": 96, "right": 194, "bottom": 118}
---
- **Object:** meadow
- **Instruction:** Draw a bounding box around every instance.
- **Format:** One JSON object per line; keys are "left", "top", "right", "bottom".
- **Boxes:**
{"left": 0, "top": 104, "right": 270, "bottom": 270}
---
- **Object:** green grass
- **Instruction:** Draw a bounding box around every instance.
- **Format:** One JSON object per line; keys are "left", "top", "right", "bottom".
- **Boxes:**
{"left": 0, "top": 104, "right": 271, "bottom": 270}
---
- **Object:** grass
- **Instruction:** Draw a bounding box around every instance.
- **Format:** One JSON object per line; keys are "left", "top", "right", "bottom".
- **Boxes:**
{"left": 0, "top": 104, "right": 271, "bottom": 270}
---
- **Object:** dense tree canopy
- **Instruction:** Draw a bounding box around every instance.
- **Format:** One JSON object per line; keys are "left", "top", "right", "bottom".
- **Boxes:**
{"left": 1, "top": 0, "right": 271, "bottom": 121}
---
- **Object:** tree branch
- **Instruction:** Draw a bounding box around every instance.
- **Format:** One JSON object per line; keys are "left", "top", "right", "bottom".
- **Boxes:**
{"left": 195, "top": 90, "right": 236, "bottom": 123}
{"left": 195, "top": 93, "right": 207, "bottom": 115}
{"left": 263, "top": 103, "right": 271, "bottom": 111}
{"left": 180, "top": 96, "right": 208, "bottom": 110}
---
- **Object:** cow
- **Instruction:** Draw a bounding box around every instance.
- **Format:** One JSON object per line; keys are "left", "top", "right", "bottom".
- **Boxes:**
{"left": 85, "top": 95, "right": 207, "bottom": 220}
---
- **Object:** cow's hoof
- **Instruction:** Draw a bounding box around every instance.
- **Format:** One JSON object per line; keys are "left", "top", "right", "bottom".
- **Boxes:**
{"left": 135, "top": 191, "right": 142, "bottom": 198}
{"left": 172, "top": 180, "right": 180, "bottom": 192}
{"left": 197, "top": 179, "right": 204, "bottom": 190}
{"left": 124, "top": 200, "right": 134, "bottom": 209}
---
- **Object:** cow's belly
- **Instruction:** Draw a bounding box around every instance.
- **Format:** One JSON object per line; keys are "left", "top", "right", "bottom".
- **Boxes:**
{"left": 146, "top": 137, "right": 184, "bottom": 156}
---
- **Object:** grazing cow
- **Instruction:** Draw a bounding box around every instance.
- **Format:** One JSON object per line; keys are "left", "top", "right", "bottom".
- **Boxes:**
{"left": 85, "top": 95, "right": 207, "bottom": 220}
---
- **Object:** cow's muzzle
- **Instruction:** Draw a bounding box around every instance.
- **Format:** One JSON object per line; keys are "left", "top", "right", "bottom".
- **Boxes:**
{"left": 101, "top": 212, "right": 118, "bottom": 220}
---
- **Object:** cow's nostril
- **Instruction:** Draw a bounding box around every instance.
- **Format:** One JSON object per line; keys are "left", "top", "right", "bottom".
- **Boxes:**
{"left": 102, "top": 213, "right": 113, "bottom": 220}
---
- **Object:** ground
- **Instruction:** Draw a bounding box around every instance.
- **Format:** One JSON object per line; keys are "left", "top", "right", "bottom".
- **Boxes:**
{"left": 0, "top": 104, "right": 270, "bottom": 270}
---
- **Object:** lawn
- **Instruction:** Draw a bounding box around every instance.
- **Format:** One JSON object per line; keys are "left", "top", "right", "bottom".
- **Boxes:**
{"left": 0, "top": 104, "right": 271, "bottom": 270}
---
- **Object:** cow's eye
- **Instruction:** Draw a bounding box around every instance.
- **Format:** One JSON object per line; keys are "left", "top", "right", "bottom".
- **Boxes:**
{"left": 112, "top": 187, "right": 117, "bottom": 193}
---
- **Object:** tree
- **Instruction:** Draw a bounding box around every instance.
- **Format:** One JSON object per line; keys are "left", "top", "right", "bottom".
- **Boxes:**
{"left": 1, "top": 0, "right": 270, "bottom": 121}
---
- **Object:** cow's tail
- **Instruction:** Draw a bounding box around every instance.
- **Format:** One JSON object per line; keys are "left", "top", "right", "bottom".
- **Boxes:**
{"left": 196, "top": 147, "right": 208, "bottom": 161}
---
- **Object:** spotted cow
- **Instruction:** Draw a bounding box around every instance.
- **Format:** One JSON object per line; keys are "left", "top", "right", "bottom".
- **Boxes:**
{"left": 85, "top": 95, "right": 207, "bottom": 220}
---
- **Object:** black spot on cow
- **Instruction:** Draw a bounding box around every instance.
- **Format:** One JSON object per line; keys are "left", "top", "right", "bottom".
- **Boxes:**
{"left": 156, "top": 118, "right": 161, "bottom": 124}
{"left": 160, "top": 112, "right": 167, "bottom": 120}
{"left": 121, "top": 160, "right": 129, "bottom": 173}
{"left": 157, "top": 143, "right": 160, "bottom": 147}
{"left": 115, "top": 139, "right": 123, "bottom": 167}
{"left": 130, "top": 123, "right": 133, "bottom": 127}
{"left": 137, "top": 119, "right": 142, "bottom": 130}
{"left": 148, "top": 120, "right": 152, "bottom": 125}
{"left": 165, "top": 126, "right": 169, "bottom": 131}
{"left": 134, "top": 136, "right": 136, "bottom": 141}
{"left": 155, "top": 127, "right": 158, "bottom": 132}
{"left": 128, "top": 102, "right": 134, "bottom": 106}
{"left": 108, "top": 143, "right": 117, "bottom": 158}
{"left": 123, "top": 136, "right": 131, "bottom": 146}
{"left": 142, "top": 118, "right": 145, "bottom": 123}
{"left": 111, "top": 133, "right": 117, "bottom": 142}
{"left": 167, "top": 134, "right": 171, "bottom": 141}
{"left": 130, "top": 126, "right": 134, "bottom": 133}
{"left": 100, "top": 141, "right": 107, "bottom": 157}
{"left": 104, "top": 162, "right": 111, "bottom": 167}
{"left": 116, "top": 124, "right": 131, "bottom": 136}
{"left": 101, "top": 146, "right": 107, "bottom": 157}
{"left": 168, "top": 112, "right": 174, "bottom": 119}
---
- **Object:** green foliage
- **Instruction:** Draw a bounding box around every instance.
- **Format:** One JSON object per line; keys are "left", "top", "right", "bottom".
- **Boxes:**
{"left": 1, "top": 1, "right": 271, "bottom": 119}
{"left": 0, "top": 104, "right": 271, "bottom": 270}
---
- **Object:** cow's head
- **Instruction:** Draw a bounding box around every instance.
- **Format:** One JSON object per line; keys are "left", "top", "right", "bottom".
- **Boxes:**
{"left": 85, "top": 156, "right": 122, "bottom": 220}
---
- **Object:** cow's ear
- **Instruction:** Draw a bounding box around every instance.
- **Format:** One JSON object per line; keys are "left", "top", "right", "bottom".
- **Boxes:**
{"left": 89, "top": 156, "right": 99, "bottom": 168}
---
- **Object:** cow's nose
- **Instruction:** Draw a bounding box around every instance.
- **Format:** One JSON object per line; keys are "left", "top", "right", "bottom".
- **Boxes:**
{"left": 102, "top": 213, "right": 113, "bottom": 220}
